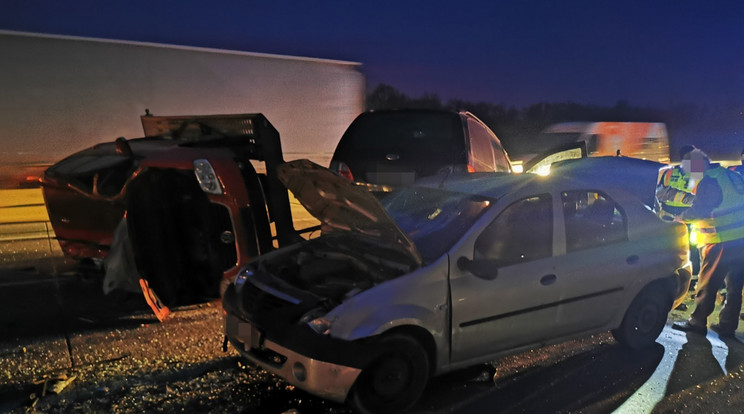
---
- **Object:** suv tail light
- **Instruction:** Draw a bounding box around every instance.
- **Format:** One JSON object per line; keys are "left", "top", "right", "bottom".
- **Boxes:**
{"left": 467, "top": 164, "right": 476, "bottom": 173}
{"left": 334, "top": 161, "right": 354, "bottom": 182}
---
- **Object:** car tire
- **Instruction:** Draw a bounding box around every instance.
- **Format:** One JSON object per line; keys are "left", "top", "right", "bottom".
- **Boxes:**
{"left": 350, "top": 333, "right": 429, "bottom": 414}
{"left": 612, "top": 284, "right": 672, "bottom": 350}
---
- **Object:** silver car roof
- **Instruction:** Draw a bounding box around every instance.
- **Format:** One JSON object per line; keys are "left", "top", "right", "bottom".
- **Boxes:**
{"left": 418, "top": 156, "right": 660, "bottom": 207}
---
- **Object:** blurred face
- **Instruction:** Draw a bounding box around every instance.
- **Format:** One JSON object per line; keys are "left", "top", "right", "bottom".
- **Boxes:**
{"left": 681, "top": 151, "right": 707, "bottom": 181}
{"left": 680, "top": 160, "right": 691, "bottom": 174}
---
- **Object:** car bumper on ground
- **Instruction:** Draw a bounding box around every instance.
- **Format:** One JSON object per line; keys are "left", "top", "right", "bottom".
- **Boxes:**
{"left": 225, "top": 313, "right": 361, "bottom": 403}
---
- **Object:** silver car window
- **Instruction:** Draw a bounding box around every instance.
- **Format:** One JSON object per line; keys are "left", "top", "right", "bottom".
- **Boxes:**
{"left": 473, "top": 194, "right": 553, "bottom": 266}
{"left": 561, "top": 190, "right": 627, "bottom": 252}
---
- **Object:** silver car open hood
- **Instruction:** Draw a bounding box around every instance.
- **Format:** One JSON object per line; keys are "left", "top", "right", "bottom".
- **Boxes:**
{"left": 277, "top": 159, "right": 423, "bottom": 267}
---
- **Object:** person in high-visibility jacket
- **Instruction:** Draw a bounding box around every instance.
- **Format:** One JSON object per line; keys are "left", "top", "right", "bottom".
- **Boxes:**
{"left": 656, "top": 145, "right": 700, "bottom": 280}
{"left": 656, "top": 145, "right": 698, "bottom": 219}
{"left": 672, "top": 149, "right": 744, "bottom": 338}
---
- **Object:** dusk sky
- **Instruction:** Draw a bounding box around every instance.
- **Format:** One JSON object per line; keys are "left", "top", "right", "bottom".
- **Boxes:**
{"left": 2, "top": 0, "right": 743, "bottom": 110}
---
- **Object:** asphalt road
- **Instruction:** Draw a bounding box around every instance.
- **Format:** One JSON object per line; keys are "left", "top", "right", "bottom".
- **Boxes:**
{"left": 2, "top": 267, "right": 744, "bottom": 414}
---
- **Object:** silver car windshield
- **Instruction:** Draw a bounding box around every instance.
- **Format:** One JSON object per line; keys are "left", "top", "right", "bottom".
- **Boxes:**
{"left": 382, "top": 187, "right": 493, "bottom": 263}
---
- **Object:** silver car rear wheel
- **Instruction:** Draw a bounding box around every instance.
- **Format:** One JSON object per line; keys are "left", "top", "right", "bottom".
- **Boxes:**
{"left": 613, "top": 284, "right": 672, "bottom": 350}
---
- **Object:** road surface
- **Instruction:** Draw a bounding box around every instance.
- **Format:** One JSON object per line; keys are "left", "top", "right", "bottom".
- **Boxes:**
{"left": 1, "top": 267, "right": 744, "bottom": 413}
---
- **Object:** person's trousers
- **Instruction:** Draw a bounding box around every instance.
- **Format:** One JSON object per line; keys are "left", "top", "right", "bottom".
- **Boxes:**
{"left": 690, "top": 241, "right": 744, "bottom": 331}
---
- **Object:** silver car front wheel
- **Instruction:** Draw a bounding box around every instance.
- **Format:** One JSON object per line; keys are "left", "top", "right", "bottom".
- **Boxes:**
{"left": 350, "top": 333, "right": 429, "bottom": 414}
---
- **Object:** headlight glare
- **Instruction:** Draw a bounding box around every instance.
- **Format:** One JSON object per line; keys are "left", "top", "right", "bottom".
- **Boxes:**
{"left": 535, "top": 164, "right": 551, "bottom": 176}
{"left": 689, "top": 224, "right": 698, "bottom": 246}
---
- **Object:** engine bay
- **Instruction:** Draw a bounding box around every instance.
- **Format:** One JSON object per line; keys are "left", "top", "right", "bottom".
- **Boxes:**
{"left": 257, "top": 236, "right": 416, "bottom": 304}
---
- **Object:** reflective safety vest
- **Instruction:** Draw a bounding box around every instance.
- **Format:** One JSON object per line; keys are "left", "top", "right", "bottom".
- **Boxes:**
{"left": 695, "top": 166, "right": 744, "bottom": 245}
{"left": 659, "top": 166, "right": 695, "bottom": 208}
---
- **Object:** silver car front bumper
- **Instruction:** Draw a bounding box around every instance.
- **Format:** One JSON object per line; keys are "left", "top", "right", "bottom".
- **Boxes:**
{"left": 225, "top": 313, "right": 361, "bottom": 403}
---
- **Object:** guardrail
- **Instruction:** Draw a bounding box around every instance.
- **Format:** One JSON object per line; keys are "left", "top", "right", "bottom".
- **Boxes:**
{"left": 0, "top": 188, "right": 65, "bottom": 271}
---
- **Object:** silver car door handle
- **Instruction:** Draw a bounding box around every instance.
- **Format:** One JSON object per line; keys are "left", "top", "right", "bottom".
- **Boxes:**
{"left": 540, "top": 274, "right": 557, "bottom": 286}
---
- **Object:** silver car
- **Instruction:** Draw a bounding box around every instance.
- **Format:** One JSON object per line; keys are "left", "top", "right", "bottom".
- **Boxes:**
{"left": 223, "top": 159, "right": 691, "bottom": 413}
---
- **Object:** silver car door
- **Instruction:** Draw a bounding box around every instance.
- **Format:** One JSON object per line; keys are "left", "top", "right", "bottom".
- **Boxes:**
{"left": 450, "top": 194, "right": 564, "bottom": 363}
{"left": 550, "top": 190, "right": 631, "bottom": 332}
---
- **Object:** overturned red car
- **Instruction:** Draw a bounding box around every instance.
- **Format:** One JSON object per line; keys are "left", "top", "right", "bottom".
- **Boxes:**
{"left": 41, "top": 113, "right": 300, "bottom": 317}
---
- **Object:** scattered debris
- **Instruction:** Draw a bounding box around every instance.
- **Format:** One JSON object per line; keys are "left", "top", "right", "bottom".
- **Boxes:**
{"left": 47, "top": 374, "right": 77, "bottom": 394}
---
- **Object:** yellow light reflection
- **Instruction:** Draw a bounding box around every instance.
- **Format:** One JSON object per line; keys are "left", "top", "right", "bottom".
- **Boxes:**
{"left": 535, "top": 164, "right": 551, "bottom": 176}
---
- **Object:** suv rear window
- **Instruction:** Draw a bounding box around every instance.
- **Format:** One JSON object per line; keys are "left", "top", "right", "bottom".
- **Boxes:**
{"left": 335, "top": 112, "right": 462, "bottom": 152}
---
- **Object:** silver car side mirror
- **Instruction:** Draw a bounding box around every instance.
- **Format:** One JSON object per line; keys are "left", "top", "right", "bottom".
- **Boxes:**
{"left": 457, "top": 256, "right": 498, "bottom": 280}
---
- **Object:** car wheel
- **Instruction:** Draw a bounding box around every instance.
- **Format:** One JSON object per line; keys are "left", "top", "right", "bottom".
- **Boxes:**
{"left": 612, "top": 284, "right": 672, "bottom": 350}
{"left": 350, "top": 334, "right": 429, "bottom": 414}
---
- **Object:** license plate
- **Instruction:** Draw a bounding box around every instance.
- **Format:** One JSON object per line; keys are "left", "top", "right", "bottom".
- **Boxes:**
{"left": 227, "top": 315, "right": 263, "bottom": 349}
{"left": 367, "top": 171, "right": 416, "bottom": 186}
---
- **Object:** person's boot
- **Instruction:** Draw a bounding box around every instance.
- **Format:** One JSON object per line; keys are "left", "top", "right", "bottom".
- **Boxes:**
{"left": 711, "top": 324, "right": 736, "bottom": 339}
{"left": 672, "top": 320, "right": 707, "bottom": 335}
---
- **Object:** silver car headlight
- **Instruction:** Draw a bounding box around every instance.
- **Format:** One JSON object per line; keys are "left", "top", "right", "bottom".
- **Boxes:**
{"left": 300, "top": 308, "right": 334, "bottom": 335}
{"left": 193, "top": 159, "right": 224, "bottom": 195}
{"left": 307, "top": 317, "right": 333, "bottom": 335}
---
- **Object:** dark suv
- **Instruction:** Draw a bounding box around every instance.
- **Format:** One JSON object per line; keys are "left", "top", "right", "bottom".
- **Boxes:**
{"left": 330, "top": 109, "right": 512, "bottom": 190}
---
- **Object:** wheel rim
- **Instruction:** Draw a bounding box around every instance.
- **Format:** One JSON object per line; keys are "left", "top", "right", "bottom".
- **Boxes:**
{"left": 634, "top": 302, "right": 660, "bottom": 333}
{"left": 370, "top": 355, "right": 412, "bottom": 399}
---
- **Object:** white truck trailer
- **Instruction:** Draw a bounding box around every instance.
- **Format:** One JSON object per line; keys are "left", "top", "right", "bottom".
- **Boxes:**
{"left": 0, "top": 30, "right": 365, "bottom": 188}
{"left": 0, "top": 30, "right": 364, "bottom": 269}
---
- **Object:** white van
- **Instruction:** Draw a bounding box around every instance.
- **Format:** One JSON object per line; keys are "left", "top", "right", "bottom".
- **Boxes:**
{"left": 537, "top": 122, "right": 670, "bottom": 163}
